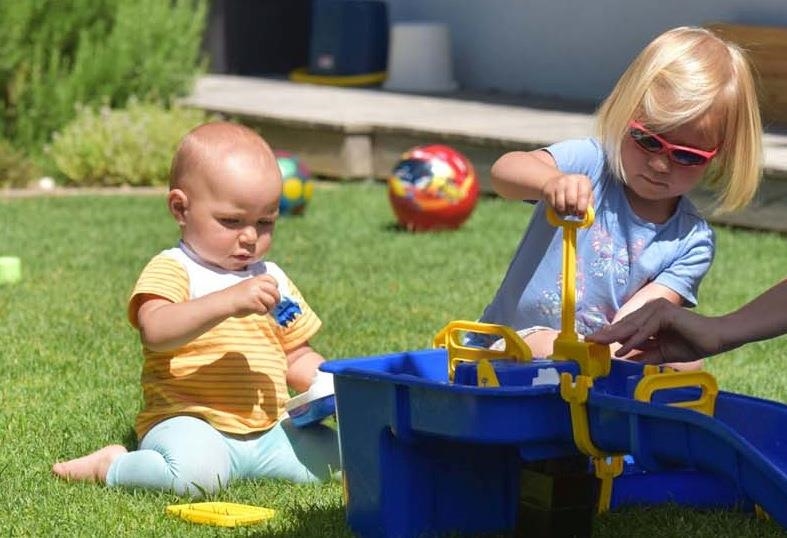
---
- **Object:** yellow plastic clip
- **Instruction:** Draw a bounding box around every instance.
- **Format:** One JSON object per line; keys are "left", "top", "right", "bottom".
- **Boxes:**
{"left": 476, "top": 358, "right": 501, "bottom": 387}
{"left": 559, "top": 372, "right": 606, "bottom": 458}
{"left": 633, "top": 370, "right": 719, "bottom": 416}
{"left": 433, "top": 320, "right": 532, "bottom": 381}
{"left": 551, "top": 339, "right": 611, "bottom": 379}
{"left": 594, "top": 456, "right": 624, "bottom": 514}
{"left": 561, "top": 372, "right": 626, "bottom": 503}
{"left": 546, "top": 206, "right": 611, "bottom": 379}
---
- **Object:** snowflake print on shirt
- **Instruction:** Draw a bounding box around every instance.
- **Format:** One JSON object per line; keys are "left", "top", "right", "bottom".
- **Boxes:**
{"left": 590, "top": 226, "right": 639, "bottom": 286}
{"left": 538, "top": 267, "right": 587, "bottom": 328}
{"left": 577, "top": 305, "right": 611, "bottom": 335}
{"left": 538, "top": 287, "right": 562, "bottom": 321}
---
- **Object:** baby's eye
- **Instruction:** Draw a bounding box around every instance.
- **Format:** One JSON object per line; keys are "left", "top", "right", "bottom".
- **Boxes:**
{"left": 219, "top": 218, "right": 241, "bottom": 227}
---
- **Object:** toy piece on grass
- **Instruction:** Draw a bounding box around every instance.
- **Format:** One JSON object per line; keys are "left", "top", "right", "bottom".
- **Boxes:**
{"left": 275, "top": 150, "right": 313, "bottom": 216}
{"left": 388, "top": 144, "right": 479, "bottom": 231}
{"left": 166, "top": 502, "right": 275, "bottom": 527}
{"left": 0, "top": 256, "right": 21, "bottom": 285}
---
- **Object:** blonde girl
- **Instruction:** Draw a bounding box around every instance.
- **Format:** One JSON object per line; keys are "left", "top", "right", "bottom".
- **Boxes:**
{"left": 472, "top": 27, "right": 762, "bottom": 368}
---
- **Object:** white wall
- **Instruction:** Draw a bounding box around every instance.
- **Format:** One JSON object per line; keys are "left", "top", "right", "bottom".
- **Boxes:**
{"left": 386, "top": 0, "right": 787, "bottom": 104}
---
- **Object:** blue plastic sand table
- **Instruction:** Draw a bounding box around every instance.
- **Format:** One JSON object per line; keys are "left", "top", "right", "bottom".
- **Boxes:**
{"left": 321, "top": 349, "right": 787, "bottom": 537}
{"left": 321, "top": 207, "right": 787, "bottom": 537}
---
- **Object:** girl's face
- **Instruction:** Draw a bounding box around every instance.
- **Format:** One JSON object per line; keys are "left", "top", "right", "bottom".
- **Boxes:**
{"left": 621, "top": 115, "right": 721, "bottom": 222}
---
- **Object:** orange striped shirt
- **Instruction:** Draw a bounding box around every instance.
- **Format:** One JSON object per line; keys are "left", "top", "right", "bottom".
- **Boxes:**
{"left": 127, "top": 248, "right": 321, "bottom": 438}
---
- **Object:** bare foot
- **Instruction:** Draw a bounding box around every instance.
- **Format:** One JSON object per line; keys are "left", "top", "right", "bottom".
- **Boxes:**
{"left": 52, "top": 444, "right": 128, "bottom": 483}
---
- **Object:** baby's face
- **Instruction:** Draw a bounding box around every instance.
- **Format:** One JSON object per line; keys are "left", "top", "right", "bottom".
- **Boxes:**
{"left": 180, "top": 152, "right": 282, "bottom": 271}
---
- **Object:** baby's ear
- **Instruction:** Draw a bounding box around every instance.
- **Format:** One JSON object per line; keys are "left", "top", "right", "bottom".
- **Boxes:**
{"left": 168, "top": 189, "right": 188, "bottom": 224}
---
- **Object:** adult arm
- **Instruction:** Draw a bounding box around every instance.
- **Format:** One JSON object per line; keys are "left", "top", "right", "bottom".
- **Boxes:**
{"left": 609, "top": 281, "right": 704, "bottom": 369}
{"left": 587, "top": 279, "right": 787, "bottom": 363}
{"left": 714, "top": 279, "right": 787, "bottom": 351}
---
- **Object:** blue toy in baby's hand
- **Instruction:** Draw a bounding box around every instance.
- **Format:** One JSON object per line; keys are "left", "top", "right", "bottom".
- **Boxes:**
{"left": 273, "top": 296, "right": 302, "bottom": 327}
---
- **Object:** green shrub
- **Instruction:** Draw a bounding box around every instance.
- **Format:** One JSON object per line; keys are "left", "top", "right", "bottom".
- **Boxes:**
{"left": 0, "top": 0, "right": 207, "bottom": 149}
{"left": 48, "top": 101, "right": 208, "bottom": 186}
{"left": 0, "top": 138, "right": 42, "bottom": 188}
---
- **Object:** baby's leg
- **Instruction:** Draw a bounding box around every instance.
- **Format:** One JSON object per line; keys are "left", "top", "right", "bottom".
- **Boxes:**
{"left": 107, "top": 415, "right": 232, "bottom": 496}
{"left": 52, "top": 445, "right": 128, "bottom": 483}
{"left": 245, "top": 419, "right": 340, "bottom": 483}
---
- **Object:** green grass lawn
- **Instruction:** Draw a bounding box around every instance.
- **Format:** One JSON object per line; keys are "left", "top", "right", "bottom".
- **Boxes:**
{"left": 1, "top": 183, "right": 785, "bottom": 536}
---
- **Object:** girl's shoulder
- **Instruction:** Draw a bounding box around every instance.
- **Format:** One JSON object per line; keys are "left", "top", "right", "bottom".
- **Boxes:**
{"left": 546, "top": 137, "right": 607, "bottom": 180}
{"left": 673, "top": 197, "right": 714, "bottom": 244}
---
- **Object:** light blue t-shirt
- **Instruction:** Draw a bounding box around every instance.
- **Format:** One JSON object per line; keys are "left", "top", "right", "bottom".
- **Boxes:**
{"left": 472, "top": 138, "right": 714, "bottom": 346}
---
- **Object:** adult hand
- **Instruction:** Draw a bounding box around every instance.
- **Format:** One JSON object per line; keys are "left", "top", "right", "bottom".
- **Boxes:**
{"left": 586, "top": 298, "right": 722, "bottom": 364}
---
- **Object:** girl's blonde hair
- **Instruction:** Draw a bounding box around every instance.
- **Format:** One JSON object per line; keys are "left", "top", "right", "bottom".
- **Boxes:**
{"left": 597, "top": 26, "right": 762, "bottom": 213}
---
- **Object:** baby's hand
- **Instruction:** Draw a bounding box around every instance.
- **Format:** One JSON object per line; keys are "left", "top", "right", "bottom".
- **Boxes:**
{"left": 226, "top": 274, "right": 281, "bottom": 317}
{"left": 541, "top": 173, "right": 593, "bottom": 217}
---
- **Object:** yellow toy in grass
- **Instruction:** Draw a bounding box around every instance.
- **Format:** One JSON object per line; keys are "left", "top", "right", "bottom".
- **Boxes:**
{"left": 166, "top": 502, "right": 275, "bottom": 527}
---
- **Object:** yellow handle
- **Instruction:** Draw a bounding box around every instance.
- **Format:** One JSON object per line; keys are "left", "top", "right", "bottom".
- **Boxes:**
{"left": 433, "top": 320, "right": 532, "bottom": 381}
{"left": 546, "top": 205, "right": 595, "bottom": 230}
{"left": 544, "top": 205, "right": 611, "bottom": 377}
{"left": 594, "top": 456, "right": 624, "bottom": 514}
{"left": 634, "top": 370, "right": 718, "bottom": 416}
{"left": 546, "top": 206, "right": 595, "bottom": 343}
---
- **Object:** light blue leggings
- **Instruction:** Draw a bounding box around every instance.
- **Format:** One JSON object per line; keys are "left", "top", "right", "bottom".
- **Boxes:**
{"left": 106, "top": 415, "right": 340, "bottom": 496}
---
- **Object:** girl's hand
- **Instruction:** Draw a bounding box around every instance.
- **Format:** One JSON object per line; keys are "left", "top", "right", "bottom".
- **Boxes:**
{"left": 225, "top": 274, "right": 281, "bottom": 317}
{"left": 541, "top": 173, "right": 593, "bottom": 217}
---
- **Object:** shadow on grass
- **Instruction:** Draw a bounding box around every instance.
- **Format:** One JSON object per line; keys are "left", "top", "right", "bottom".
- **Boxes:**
{"left": 383, "top": 221, "right": 467, "bottom": 234}
{"left": 121, "top": 428, "right": 138, "bottom": 450}
{"left": 248, "top": 503, "right": 351, "bottom": 538}
{"left": 384, "top": 221, "right": 409, "bottom": 233}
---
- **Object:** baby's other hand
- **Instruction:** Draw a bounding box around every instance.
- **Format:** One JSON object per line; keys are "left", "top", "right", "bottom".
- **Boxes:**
{"left": 542, "top": 173, "right": 593, "bottom": 217}
{"left": 226, "top": 274, "right": 280, "bottom": 317}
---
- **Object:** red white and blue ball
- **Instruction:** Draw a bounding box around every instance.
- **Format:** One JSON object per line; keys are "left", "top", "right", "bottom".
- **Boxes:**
{"left": 275, "top": 150, "right": 313, "bottom": 215}
{"left": 388, "top": 144, "right": 479, "bottom": 231}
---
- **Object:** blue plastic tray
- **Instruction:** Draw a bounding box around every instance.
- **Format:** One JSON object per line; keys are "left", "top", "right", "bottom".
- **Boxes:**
{"left": 322, "top": 349, "right": 787, "bottom": 536}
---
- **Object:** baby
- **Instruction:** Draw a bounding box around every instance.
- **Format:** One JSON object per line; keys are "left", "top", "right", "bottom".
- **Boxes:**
{"left": 52, "top": 122, "right": 339, "bottom": 495}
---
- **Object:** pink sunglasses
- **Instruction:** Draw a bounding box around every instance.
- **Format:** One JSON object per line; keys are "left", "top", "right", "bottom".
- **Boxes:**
{"left": 628, "top": 120, "right": 718, "bottom": 166}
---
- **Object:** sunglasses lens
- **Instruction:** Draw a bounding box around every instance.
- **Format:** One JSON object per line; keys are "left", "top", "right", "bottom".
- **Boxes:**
{"left": 671, "top": 149, "right": 707, "bottom": 166}
{"left": 630, "top": 128, "right": 663, "bottom": 153}
{"left": 630, "top": 124, "right": 711, "bottom": 166}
